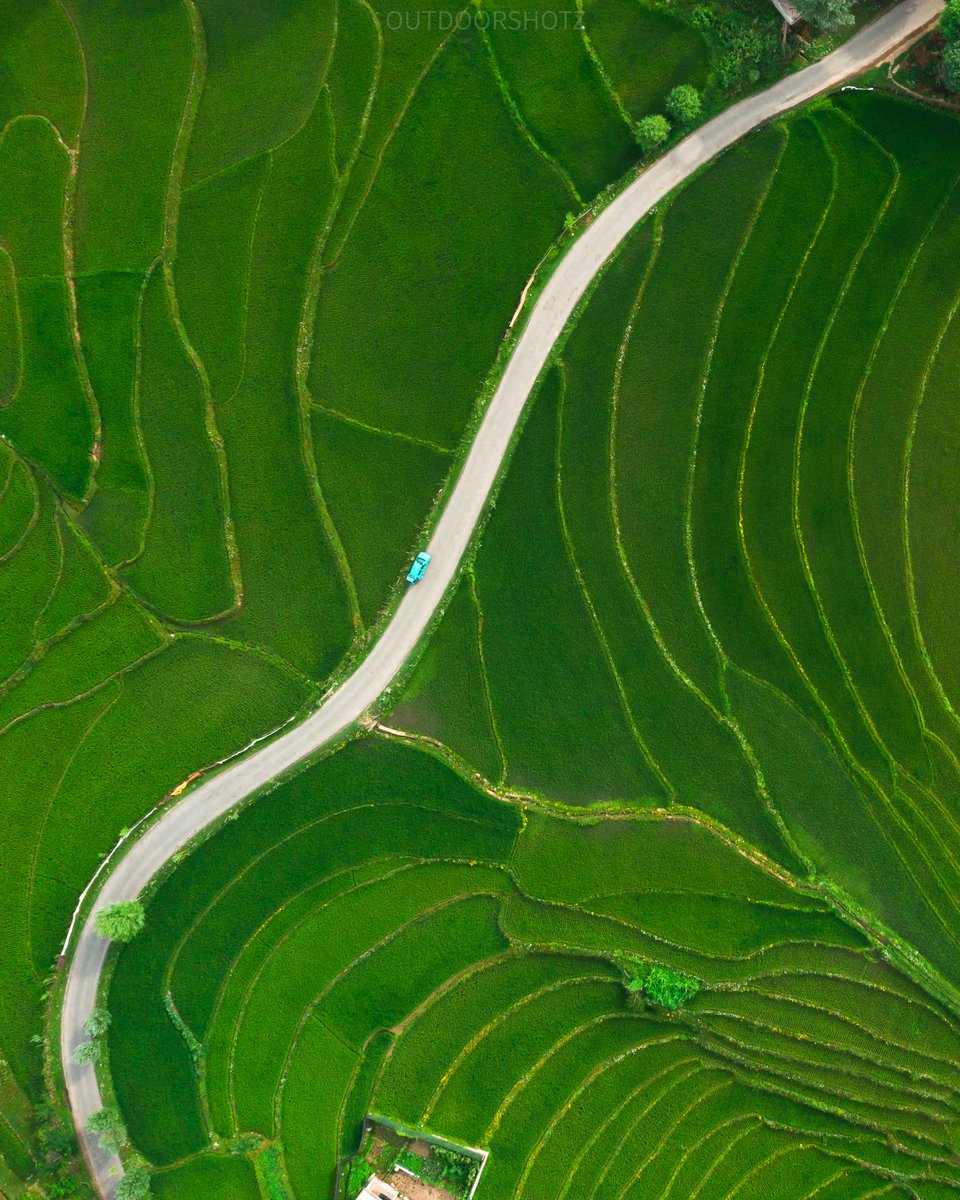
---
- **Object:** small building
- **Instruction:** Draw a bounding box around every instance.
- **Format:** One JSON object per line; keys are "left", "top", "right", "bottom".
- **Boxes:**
{"left": 356, "top": 1176, "right": 399, "bottom": 1200}
{"left": 770, "top": 0, "right": 803, "bottom": 24}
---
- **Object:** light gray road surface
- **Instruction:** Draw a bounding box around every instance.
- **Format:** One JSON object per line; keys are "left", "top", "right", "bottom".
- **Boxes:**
{"left": 62, "top": 2, "right": 943, "bottom": 1191}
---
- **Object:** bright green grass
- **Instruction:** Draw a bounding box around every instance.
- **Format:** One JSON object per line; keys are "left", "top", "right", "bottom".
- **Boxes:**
{"left": 475, "top": 369, "right": 663, "bottom": 804}
{"left": 611, "top": 124, "right": 783, "bottom": 710}
{"left": 105, "top": 731, "right": 960, "bottom": 1198}
{"left": 186, "top": 0, "right": 335, "bottom": 185}
{"left": 326, "top": 0, "right": 380, "bottom": 173}
{"left": 310, "top": 26, "right": 571, "bottom": 447}
{"left": 0, "top": 0, "right": 84, "bottom": 144}
{"left": 557, "top": 222, "right": 786, "bottom": 857}
{"left": 0, "top": 592, "right": 160, "bottom": 732}
{"left": 390, "top": 573, "right": 504, "bottom": 781}
{"left": 483, "top": 0, "right": 635, "bottom": 200}
{"left": 121, "top": 267, "right": 235, "bottom": 622}
{"left": 152, "top": 1154, "right": 261, "bottom": 1200}
{"left": 582, "top": 0, "right": 709, "bottom": 122}
{"left": 34, "top": 512, "right": 112, "bottom": 641}
{"left": 0, "top": 118, "right": 92, "bottom": 499}
{"left": 66, "top": 0, "right": 192, "bottom": 274}
{"left": 0, "top": 459, "right": 34, "bottom": 558}
{"left": 175, "top": 154, "right": 271, "bottom": 407}
{"left": 310, "top": 410, "right": 451, "bottom": 625}
{"left": 74, "top": 272, "right": 151, "bottom": 566}
{"left": 212, "top": 98, "right": 354, "bottom": 678}
{"left": 0, "top": 250, "right": 19, "bottom": 407}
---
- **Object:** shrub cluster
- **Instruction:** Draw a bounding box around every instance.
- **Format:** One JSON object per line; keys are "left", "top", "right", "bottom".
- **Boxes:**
{"left": 636, "top": 85, "right": 703, "bottom": 156}
{"left": 940, "top": 0, "right": 960, "bottom": 91}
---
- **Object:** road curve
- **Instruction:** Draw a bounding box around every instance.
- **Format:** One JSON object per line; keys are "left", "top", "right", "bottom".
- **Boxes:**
{"left": 62, "top": 2, "right": 943, "bottom": 1191}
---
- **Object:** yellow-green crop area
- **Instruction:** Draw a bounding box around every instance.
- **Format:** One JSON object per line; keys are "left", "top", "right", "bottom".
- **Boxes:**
{"left": 0, "top": 0, "right": 713, "bottom": 1191}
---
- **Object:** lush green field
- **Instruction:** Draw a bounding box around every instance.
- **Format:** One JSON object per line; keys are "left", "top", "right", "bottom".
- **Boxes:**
{"left": 394, "top": 88, "right": 960, "bottom": 1191}
{"left": 105, "top": 735, "right": 960, "bottom": 1199}
{"left": 0, "top": 0, "right": 712, "bottom": 1187}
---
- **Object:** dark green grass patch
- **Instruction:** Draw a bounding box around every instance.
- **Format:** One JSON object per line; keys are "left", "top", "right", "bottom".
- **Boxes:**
{"left": 481, "top": 1016, "right": 668, "bottom": 1199}
{"left": 0, "top": 115, "right": 68, "bottom": 278}
{"left": 909, "top": 298, "right": 960, "bottom": 722}
{"left": 281, "top": 1015, "right": 357, "bottom": 1200}
{"left": 474, "top": 370, "right": 662, "bottom": 804}
{"left": 0, "top": 689, "right": 111, "bottom": 1098}
{"left": 326, "top": 0, "right": 379, "bottom": 172}
{"left": 589, "top": 892, "right": 865, "bottom": 958}
{"left": 375, "top": 954, "right": 613, "bottom": 1121}
{"left": 172, "top": 800, "right": 517, "bottom": 1037}
{"left": 213, "top": 100, "right": 353, "bottom": 678}
{"left": 121, "top": 267, "right": 235, "bottom": 622}
{"left": 75, "top": 272, "right": 151, "bottom": 566}
{"left": 0, "top": 120, "right": 93, "bottom": 497}
{"left": 0, "top": 277, "right": 93, "bottom": 500}
{"left": 31, "top": 638, "right": 309, "bottom": 972}
{"left": 310, "top": 410, "right": 451, "bottom": 625}
{"left": 175, "top": 154, "right": 270, "bottom": 407}
{"left": 790, "top": 112, "right": 928, "bottom": 780}
{"left": 230, "top": 863, "right": 511, "bottom": 1134}
{"left": 0, "top": 250, "right": 20, "bottom": 406}
{"left": 511, "top": 1029, "right": 688, "bottom": 1200}
{"left": 310, "top": 26, "right": 571, "bottom": 447}
{"left": 427, "top": 979, "right": 625, "bottom": 1143}
{"left": 320, "top": 0, "right": 459, "bottom": 263}
{"left": 583, "top": 0, "right": 709, "bottom": 123}
{"left": 0, "top": 592, "right": 160, "bottom": 731}
{"left": 153, "top": 1154, "right": 261, "bottom": 1200}
{"left": 511, "top": 810, "right": 816, "bottom": 908}
{"left": 341, "top": 1029, "right": 393, "bottom": 1155}
{"left": 186, "top": 0, "right": 335, "bottom": 186}
{"left": 0, "top": 490, "right": 60, "bottom": 680}
{"left": 391, "top": 574, "right": 504, "bottom": 782}
{"left": 0, "top": 0, "right": 84, "bottom": 143}
{"left": 484, "top": 0, "right": 635, "bottom": 199}
{"left": 727, "top": 667, "right": 960, "bottom": 987}
{"left": 35, "top": 512, "right": 112, "bottom": 641}
{"left": 0, "top": 459, "right": 34, "bottom": 558}
{"left": 320, "top": 894, "right": 508, "bottom": 1049}
{"left": 67, "top": 0, "right": 192, "bottom": 273}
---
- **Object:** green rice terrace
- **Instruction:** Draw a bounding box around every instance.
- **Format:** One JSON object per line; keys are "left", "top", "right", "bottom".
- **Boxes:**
{"left": 2, "top": 0, "right": 960, "bottom": 1198}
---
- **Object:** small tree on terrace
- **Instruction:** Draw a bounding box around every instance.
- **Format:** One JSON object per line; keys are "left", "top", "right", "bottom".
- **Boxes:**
{"left": 636, "top": 114, "right": 671, "bottom": 155}
{"left": 665, "top": 84, "right": 702, "bottom": 128}
{"left": 83, "top": 1007, "right": 111, "bottom": 1039}
{"left": 94, "top": 901, "right": 145, "bottom": 943}
{"left": 88, "top": 1107, "right": 127, "bottom": 1155}
{"left": 73, "top": 1039, "right": 102, "bottom": 1066}
{"left": 116, "top": 1166, "right": 151, "bottom": 1199}
{"left": 797, "top": 0, "right": 854, "bottom": 29}
{"left": 940, "top": 0, "right": 960, "bottom": 42}
{"left": 943, "top": 43, "right": 960, "bottom": 91}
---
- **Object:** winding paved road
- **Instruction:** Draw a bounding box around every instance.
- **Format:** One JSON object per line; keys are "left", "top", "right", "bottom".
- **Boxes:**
{"left": 62, "top": 2, "right": 943, "bottom": 1192}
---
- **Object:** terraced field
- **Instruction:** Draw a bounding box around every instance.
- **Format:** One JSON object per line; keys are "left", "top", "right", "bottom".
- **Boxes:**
{"left": 0, "top": 0, "right": 710, "bottom": 1185}
{"left": 106, "top": 735, "right": 960, "bottom": 1200}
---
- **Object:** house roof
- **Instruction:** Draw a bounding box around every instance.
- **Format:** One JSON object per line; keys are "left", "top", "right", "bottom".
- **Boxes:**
{"left": 770, "top": 0, "right": 803, "bottom": 22}
{"left": 357, "top": 1177, "right": 399, "bottom": 1200}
